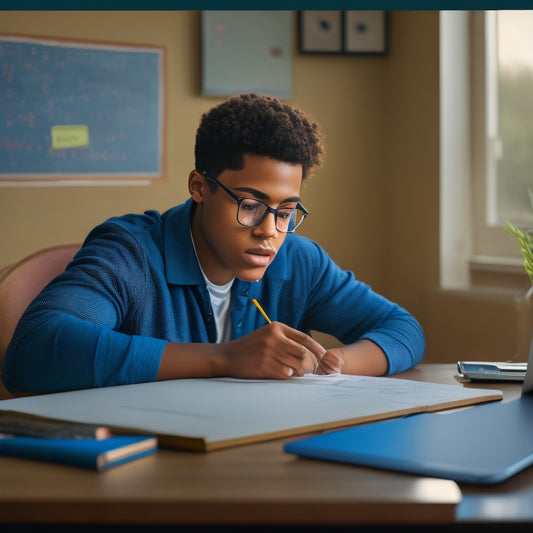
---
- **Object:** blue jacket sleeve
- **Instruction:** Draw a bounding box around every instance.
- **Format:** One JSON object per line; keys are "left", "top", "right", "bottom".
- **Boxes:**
{"left": 2, "top": 224, "right": 166, "bottom": 394}
{"left": 294, "top": 239, "right": 425, "bottom": 375}
{"left": 4, "top": 311, "right": 165, "bottom": 393}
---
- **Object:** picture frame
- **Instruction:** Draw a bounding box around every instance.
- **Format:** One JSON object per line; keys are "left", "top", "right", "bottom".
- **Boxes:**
{"left": 298, "top": 11, "right": 388, "bottom": 56}
{"left": 344, "top": 11, "right": 387, "bottom": 55}
{"left": 298, "top": 11, "right": 342, "bottom": 54}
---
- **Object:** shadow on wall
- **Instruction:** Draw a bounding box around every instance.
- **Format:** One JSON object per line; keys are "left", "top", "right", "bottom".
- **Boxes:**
{"left": 423, "top": 286, "right": 533, "bottom": 365}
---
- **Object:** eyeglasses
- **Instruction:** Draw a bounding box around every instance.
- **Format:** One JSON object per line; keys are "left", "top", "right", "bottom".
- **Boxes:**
{"left": 201, "top": 170, "right": 309, "bottom": 233}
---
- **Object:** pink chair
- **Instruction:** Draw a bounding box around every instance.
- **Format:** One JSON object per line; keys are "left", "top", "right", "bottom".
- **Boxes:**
{"left": 0, "top": 244, "right": 80, "bottom": 399}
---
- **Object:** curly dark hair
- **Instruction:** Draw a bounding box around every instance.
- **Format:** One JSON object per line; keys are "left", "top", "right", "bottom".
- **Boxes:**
{"left": 194, "top": 93, "right": 324, "bottom": 181}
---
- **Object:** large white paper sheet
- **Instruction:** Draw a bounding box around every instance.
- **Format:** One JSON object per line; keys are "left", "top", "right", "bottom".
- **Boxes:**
{"left": 0, "top": 374, "right": 502, "bottom": 450}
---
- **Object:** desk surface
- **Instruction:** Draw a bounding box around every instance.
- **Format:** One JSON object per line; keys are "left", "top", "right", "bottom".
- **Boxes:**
{"left": 0, "top": 364, "right": 531, "bottom": 527}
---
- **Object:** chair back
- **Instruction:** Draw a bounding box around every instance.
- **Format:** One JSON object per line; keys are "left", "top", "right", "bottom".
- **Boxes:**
{"left": 0, "top": 244, "right": 80, "bottom": 398}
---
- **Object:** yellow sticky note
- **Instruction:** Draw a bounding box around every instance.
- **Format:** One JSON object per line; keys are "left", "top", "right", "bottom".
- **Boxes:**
{"left": 51, "top": 125, "right": 90, "bottom": 150}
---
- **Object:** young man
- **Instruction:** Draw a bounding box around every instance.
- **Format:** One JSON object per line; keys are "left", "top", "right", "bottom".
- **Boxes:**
{"left": 2, "top": 93, "right": 424, "bottom": 394}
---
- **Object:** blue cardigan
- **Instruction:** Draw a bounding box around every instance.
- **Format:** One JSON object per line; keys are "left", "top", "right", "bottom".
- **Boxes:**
{"left": 3, "top": 199, "right": 425, "bottom": 393}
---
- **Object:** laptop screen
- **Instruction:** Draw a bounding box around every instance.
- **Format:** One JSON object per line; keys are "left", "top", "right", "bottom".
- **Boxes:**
{"left": 522, "top": 335, "right": 533, "bottom": 395}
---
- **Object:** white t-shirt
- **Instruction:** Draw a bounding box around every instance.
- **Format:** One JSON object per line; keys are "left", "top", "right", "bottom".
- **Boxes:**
{"left": 190, "top": 231, "right": 234, "bottom": 343}
{"left": 204, "top": 275, "right": 234, "bottom": 343}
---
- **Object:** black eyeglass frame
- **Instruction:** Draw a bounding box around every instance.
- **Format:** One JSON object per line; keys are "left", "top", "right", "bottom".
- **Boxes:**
{"left": 200, "top": 170, "right": 309, "bottom": 233}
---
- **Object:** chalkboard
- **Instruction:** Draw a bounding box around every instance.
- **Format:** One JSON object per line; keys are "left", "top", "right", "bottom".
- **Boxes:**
{"left": 0, "top": 35, "right": 164, "bottom": 183}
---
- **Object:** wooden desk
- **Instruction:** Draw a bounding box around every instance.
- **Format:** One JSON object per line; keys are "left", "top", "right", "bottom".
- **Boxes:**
{"left": 0, "top": 365, "right": 531, "bottom": 528}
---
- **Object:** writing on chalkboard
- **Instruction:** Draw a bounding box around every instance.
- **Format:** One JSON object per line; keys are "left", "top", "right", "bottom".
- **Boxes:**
{"left": 0, "top": 35, "right": 165, "bottom": 183}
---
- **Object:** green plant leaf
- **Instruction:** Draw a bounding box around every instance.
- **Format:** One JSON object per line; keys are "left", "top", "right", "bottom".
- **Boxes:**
{"left": 505, "top": 220, "right": 533, "bottom": 285}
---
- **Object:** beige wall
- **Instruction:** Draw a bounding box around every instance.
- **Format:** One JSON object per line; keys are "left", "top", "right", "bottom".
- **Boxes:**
{"left": 1, "top": 11, "right": 531, "bottom": 364}
{"left": 0, "top": 11, "right": 390, "bottom": 278}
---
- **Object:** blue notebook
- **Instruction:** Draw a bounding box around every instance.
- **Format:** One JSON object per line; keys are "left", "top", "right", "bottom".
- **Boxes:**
{"left": 285, "top": 394, "right": 533, "bottom": 485}
{"left": 0, "top": 434, "right": 158, "bottom": 471}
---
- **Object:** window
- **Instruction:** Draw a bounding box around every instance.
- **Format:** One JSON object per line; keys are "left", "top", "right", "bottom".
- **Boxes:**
{"left": 472, "top": 10, "right": 533, "bottom": 260}
{"left": 440, "top": 11, "right": 531, "bottom": 289}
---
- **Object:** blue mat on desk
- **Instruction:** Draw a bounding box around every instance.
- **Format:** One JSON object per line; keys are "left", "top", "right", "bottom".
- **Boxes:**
{"left": 285, "top": 395, "right": 533, "bottom": 485}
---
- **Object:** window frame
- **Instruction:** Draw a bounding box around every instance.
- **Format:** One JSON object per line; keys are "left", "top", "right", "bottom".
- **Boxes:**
{"left": 471, "top": 10, "right": 526, "bottom": 260}
{"left": 439, "top": 11, "right": 526, "bottom": 291}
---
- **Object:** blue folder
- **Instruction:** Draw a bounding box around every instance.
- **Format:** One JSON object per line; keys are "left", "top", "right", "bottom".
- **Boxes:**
{"left": 285, "top": 394, "right": 533, "bottom": 485}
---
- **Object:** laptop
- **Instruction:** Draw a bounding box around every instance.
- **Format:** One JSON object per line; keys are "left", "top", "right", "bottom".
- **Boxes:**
{"left": 285, "top": 335, "right": 533, "bottom": 485}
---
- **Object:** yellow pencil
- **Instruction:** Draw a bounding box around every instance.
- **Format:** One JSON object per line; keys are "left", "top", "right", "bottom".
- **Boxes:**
{"left": 251, "top": 299, "right": 272, "bottom": 324}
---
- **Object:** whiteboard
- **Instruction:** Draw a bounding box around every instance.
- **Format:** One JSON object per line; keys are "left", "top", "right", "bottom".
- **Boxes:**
{"left": 202, "top": 11, "right": 292, "bottom": 98}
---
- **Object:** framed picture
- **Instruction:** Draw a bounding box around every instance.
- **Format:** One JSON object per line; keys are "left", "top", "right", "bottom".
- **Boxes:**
{"left": 298, "top": 11, "right": 342, "bottom": 54}
{"left": 299, "top": 11, "right": 387, "bottom": 56}
{"left": 344, "top": 11, "right": 387, "bottom": 54}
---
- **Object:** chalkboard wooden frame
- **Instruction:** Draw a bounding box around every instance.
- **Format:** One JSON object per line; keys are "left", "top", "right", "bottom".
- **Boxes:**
{"left": 0, "top": 34, "right": 165, "bottom": 185}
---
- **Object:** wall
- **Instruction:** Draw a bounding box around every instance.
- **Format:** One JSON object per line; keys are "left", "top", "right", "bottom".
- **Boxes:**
{"left": 0, "top": 10, "right": 389, "bottom": 281}
{"left": 0, "top": 11, "right": 530, "bottom": 365}
{"left": 0, "top": 11, "right": 202, "bottom": 263}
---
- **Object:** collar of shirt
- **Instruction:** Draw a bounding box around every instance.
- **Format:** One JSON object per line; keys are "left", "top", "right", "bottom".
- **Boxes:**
{"left": 162, "top": 198, "right": 291, "bottom": 286}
